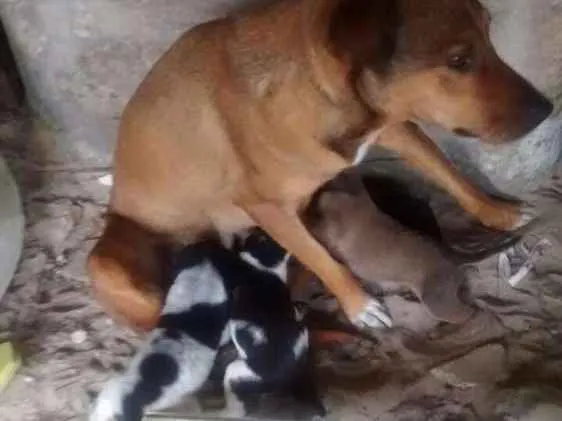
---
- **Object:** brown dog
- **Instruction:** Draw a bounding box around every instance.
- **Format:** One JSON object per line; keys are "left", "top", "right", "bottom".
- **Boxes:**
{"left": 88, "top": 0, "right": 552, "bottom": 331}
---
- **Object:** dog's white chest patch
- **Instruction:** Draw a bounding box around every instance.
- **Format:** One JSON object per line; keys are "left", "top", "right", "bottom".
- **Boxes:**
{"left": 352, "top": 130, "right": 381, "bottom": 165}
{"left": 352, "top": 140, "right": 371, "bottom": 165}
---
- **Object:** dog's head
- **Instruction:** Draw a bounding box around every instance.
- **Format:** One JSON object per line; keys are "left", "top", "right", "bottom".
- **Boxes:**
{"left": 328, "top": 0, "right": 553, "bottom": 143}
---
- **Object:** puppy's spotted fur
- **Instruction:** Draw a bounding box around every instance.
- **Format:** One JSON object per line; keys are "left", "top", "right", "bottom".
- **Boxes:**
{"left": 90, "top": 229, "right": 324, "bottom": 421}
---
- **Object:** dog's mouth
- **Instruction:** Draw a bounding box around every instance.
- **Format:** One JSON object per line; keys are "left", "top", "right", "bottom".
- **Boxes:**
{"left": 453, "top": 128, "right": 478, "bottom": 138}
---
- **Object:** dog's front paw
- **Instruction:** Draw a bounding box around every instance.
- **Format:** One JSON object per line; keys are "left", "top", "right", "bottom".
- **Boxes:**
{"left": 350, "top": 297, "right": 393, "bottom": 331}
{"left": 477, "top": 199, "right": 533, "bottom": 231}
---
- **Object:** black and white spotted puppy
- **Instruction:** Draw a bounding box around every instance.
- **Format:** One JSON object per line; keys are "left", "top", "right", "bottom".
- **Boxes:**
{"left": 89, "top": 229, "right": 323, "bottom": 421}
{"left": 223, "top": 231, "right": 323, "bottom": 418}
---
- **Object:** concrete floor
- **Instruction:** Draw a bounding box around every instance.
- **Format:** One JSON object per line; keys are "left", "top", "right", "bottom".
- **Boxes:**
{"left": 1, "top": 116, "right": 562, "bottom": 420}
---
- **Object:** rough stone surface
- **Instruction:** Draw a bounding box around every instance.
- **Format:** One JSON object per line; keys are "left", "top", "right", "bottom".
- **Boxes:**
{"left": 521, "top": 404, "right": 562, "bottom": 421}
{"left": 431, "top": 344, "right": 507, "bottom": 386}
{"left": 0, "top": 0, "right": 561, "bottom": 192}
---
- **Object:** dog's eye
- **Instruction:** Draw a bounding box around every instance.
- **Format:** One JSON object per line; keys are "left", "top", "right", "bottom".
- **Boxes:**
{"left": 447, "top": 52, "right": 473, "bottom": 73}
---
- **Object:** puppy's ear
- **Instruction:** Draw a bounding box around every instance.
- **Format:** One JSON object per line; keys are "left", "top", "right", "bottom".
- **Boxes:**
{"left": 328, "top": 0, "right": 400, "bottom": 74}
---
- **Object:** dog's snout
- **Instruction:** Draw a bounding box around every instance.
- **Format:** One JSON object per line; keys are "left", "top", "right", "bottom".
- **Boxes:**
{"left": 524, "top": 92, "right": 553, "bottom": 130}
{"left": 512, "top": 77, "right": 554, "bottom": 137}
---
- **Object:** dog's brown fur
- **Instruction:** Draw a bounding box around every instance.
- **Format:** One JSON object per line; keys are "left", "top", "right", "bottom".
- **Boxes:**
{"left": 88, "top": 0, "right": 552, "bottom": 331}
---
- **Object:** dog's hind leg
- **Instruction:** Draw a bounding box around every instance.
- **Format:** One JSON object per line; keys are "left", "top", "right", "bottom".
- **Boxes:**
{"left": 87, "top": 213, "right": 169, "bottom": 332}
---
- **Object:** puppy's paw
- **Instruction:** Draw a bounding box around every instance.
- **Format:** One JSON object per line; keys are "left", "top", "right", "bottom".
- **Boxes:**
{"left": 89, "top": 404, "right": 120, "bottom": 421}
{"left": 220, "top": 393, "right": 247, "bottom": 419}
{"left": 89, "top": 380, "right": 124, "bottom": 421}
{"left": 350, "top": 297, "right": 393, "bottom": 331}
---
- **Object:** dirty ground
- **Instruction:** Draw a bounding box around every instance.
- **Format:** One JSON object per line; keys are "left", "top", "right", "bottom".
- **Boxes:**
{"left": 1, "top": 116, "right": 562, "bottom": 421}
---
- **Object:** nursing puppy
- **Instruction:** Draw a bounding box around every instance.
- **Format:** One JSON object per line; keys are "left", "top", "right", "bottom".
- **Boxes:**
{"left": 90, "top": 229, "right": 324, "bottom": 421}
{"left": 224, "top": 231, "right": 325, "bottom": 418}
{"left": 304, "top": 172, "right": 516, "bottom": 324}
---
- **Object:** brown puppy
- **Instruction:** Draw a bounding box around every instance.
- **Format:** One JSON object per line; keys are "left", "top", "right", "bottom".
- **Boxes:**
{"left": 303, "top": 172, "right": 509, "bottom": 324}
{"left": 88, "top": 0, "right": 552, "bottom": 331}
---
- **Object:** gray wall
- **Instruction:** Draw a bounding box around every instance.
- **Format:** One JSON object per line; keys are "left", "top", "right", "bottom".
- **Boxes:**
{"left": 1, "top": 0, "right": 561, "bottom": 193}
{"left": 0, "top": 0, "right": 261, "bottom": 164}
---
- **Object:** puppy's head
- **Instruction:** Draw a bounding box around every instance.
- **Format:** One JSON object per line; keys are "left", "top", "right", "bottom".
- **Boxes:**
{"left": 304, "top": 174, "right": 375, "bottom": 249}
{"left": 328, "top": 0, "right": 553, "bottom": 143}
{"left": 233, "top": 228, "right": 289, "bottom": 278}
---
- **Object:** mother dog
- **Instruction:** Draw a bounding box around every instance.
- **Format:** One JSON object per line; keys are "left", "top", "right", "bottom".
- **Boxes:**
{"left": 88, "top": 0, "right": 552, "bottom": 331}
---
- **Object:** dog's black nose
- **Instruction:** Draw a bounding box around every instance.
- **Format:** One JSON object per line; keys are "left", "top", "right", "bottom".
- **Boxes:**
{"left": 522, "top": 91, "right": 554, "bottom": 133}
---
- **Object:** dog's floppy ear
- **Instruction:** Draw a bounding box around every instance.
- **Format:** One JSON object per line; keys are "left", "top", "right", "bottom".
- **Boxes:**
{"left": 328, "top": 0, "right": 400, "bottom": 74}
